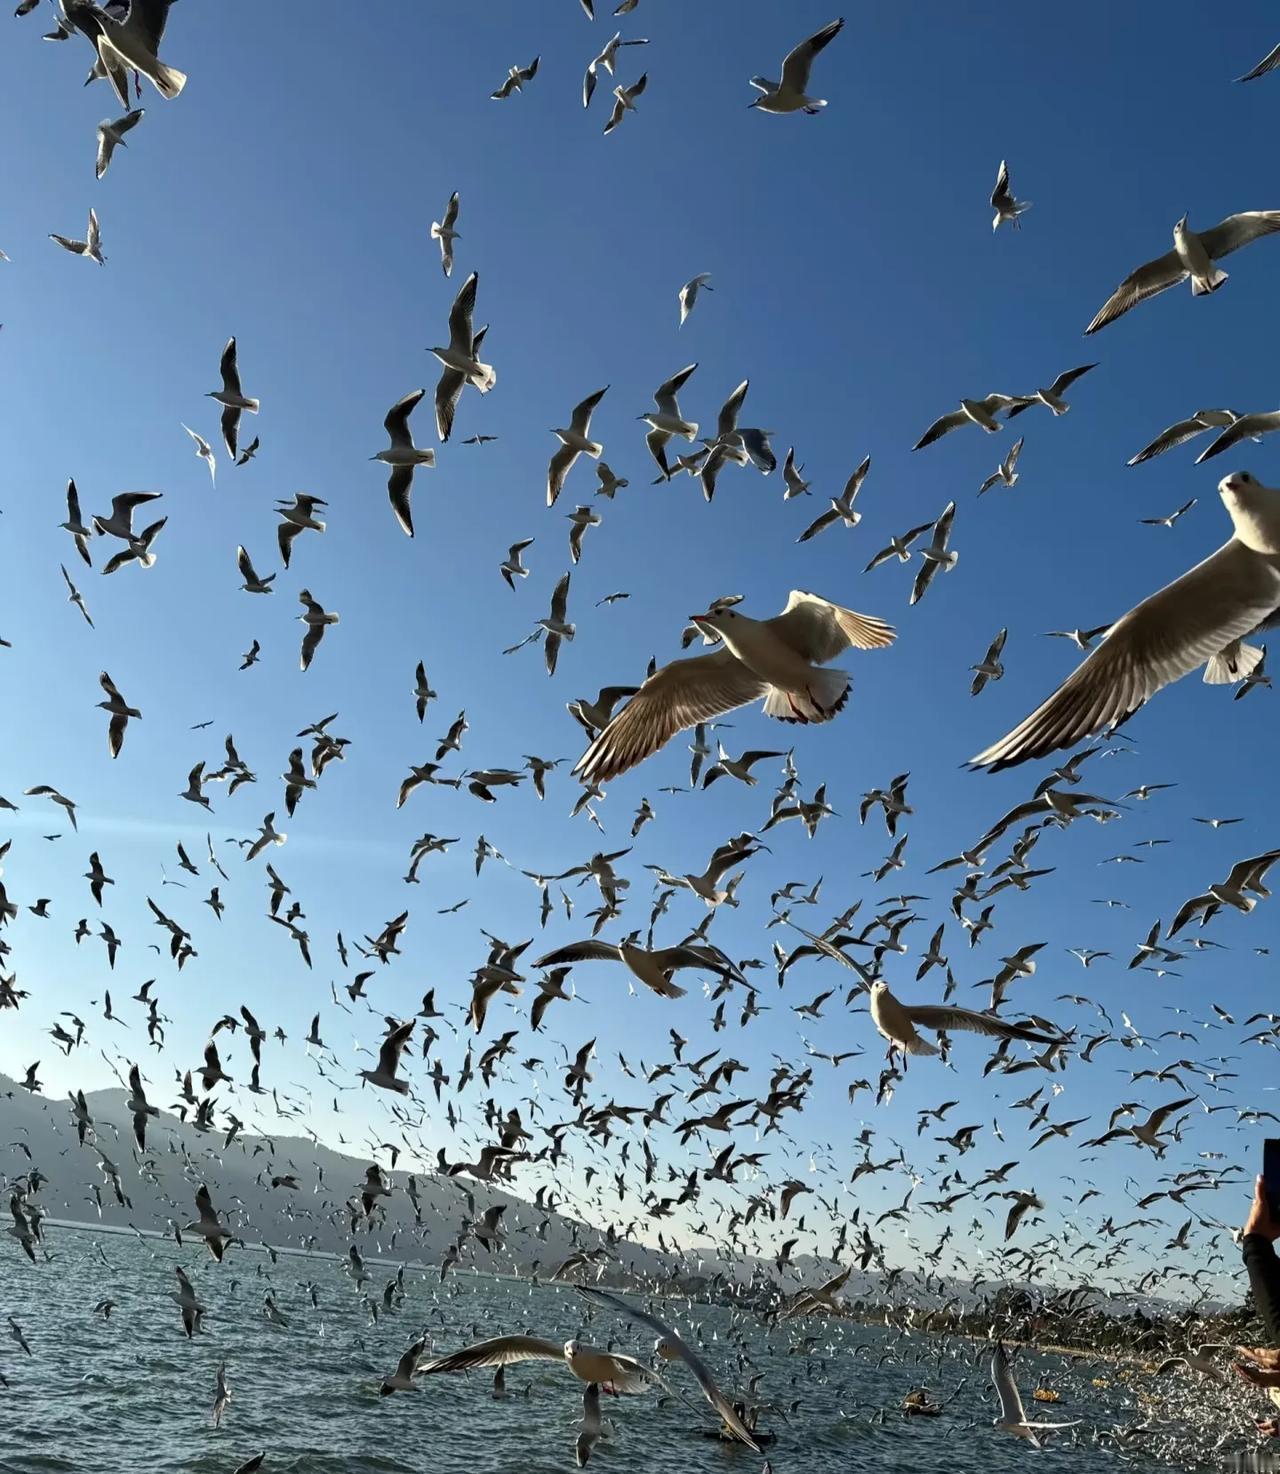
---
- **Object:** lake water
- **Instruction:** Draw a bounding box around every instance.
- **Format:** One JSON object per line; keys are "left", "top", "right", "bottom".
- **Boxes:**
{"left": 0, "top": 1229, "right": 1260, "bottom": 1473}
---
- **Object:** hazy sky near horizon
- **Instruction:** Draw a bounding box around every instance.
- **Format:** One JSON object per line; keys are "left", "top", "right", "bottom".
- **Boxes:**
{"left": 2, "top": 2, "right": 1280, "bottom": 1293}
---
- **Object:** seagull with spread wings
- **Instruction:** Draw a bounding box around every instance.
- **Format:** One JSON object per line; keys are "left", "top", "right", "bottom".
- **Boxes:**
{"left": 576, "top": 591, "right": 894, "bottom": 784}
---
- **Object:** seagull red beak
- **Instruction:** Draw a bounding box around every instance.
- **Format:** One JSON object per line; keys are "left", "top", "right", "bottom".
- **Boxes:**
{"left": 689, "top": 612, "right": 710, "bottom": 623}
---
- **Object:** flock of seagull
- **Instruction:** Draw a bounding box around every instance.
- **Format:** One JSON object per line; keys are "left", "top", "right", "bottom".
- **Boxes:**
{"left": 5, "top": 3, "right": 1280, "bottom": 1472}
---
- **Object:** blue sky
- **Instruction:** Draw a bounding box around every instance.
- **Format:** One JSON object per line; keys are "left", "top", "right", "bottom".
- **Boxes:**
{"left": 2, "top": 2, "right": 1280, "bottom": 1293}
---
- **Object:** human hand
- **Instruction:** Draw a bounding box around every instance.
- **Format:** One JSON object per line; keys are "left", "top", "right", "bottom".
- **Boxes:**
{"left": 1244, "top": 1176, "right": 1280, "bottom": 1243}
{"left": 1234, "top": 1360, "right": 1280, "bottom": 1389}
{"left": 1239, "top": 1347, "right": 1280, "bottom": 1372}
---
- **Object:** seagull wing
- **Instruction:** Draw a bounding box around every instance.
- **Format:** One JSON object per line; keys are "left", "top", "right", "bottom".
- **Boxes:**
{"left": 767, "top": 590, "right": 896, "bottom": 660}
{"left": 533, "top": 941, "right": 621, "bottom": 966}
{"left": 575, "top": 650, "right": 767, "bottom": 785}
{"left": 991, "top": 1343, "right": 1027, "bottom": 1424}
{"left": 385, "top": 389, "right": 424, "bottom": 448}
{"left": 578, "top": 1286, "right": 760, "bottom": 1451}
{"left": 1085, "top": 249, "right": 1186, "bottom": 334}
{"left": 1195, "top": 410, "right": 1280, "bottom": 464}
{"left": 779, "top": 17, "right": 843, "bottom": 92}
{"left": 653, "top": 362, "right": 697, "bottom": 412}
{"left": 1128, "top": 415, "right": 1217, "bottom": 465}
{"left": 1198, "top": 210, "right": 1280, "bottom": 259}
{"left": 1237, "top": 42, "right": 1280, "bottom": 82}
{"left": 972, "top": 539, "right": 1280, "bottom": 769}
{"left": 913, "top": 410, "right": 966, "bottom": 450}
{"left": 419, "top": 1335, "right": 564, "bottom": 1373}
{"left": 905, "top": 1003, "right": 1060, "bottom": 1044}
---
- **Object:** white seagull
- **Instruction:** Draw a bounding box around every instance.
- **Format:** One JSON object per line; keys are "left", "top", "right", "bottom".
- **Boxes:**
{"left": 50, "top": 207, "right": 104, "bottom": 264}
{"left": 207, "top": 338, "right": 258, "bottom": 460}
{"left": 973, "top": 472, "right": 1280, "bottom": 769}
{"left": 748, "top": 17, "right": 844, "bottom": 115}
{"left": 430, "top": 272, "right": 496, "bottom": 442}
{"left": 1085, "top": 211, "right": 1280, "bottom": 334}
{"left": 373, "top": 389, "right": 435, "bottom": 536}
{"left": 678, "top": 272, "right": 712, "bottom": 326}
{"left": 575, "top": 591, "right": 895, "bottom": 784}
{"left": 430, "top": 191, "right": 459, "bottom": 277}
{"left": 95, "top": 107, "right": 143, "bottom": 179}
{"left": 990, "top": 160, "right": 1031, "bottom": 231}
{"left": 548, "top": 387, "right": 609, "bottom": 506}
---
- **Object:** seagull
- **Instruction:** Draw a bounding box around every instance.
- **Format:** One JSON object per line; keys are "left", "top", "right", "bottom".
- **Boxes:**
{"left": 24, "top": 786, "right": 78, "bottom": 830}
{"left": 972, "top": 473, "right": 1280, "bottom": 769}
{"left": 913, "top": 395, "right": 1028, "bottom": 449}
{"left": 1140, "top": 498, "right": 1196, "bottom": 529}
{"left": 181, "top": 423, "right": 216, "bottom": 484}
{"left": 1042, "top": 624, "right": 1111, "bottom": 650}
{"left": 1128, "top": 408, "right": 1250, "bottom": 465}
{"left": 381, "top": 1338, "right": 427, "bottom": 1396}
{"left": 50, "top": 206, "right": 104, "bottom": 264}
{"left": 970, "top": 629, "right": 1007, "bottom": 695}
{"left": 695, "top": 379, "right": 751, "bottom": 500}
{"left": 430, "top": 272, "right": 496, "bottom": 442}
{"left": 500, "top": 539, "right": 534, "bottom": 590}
{"left": 169, "top": 1266, "right": 205, "bottom": 1339}
{"left": 540, "top": 572, "right": 574, "bottom": 677}
{"left": 532, "top": 938, "right": 738, "bottom": 999}
{"left": 576, "top": 1383, "right": 604, "bottom": 1467}
{"left": 990, "top": 160, "right": 1030, "bottom": 231}
{"left": 94, "top": 107, "right": 143, "bottom": 179}
{"left": 207, "top": 338, "right": 259, "bottom": 460}
{"left": 430, "top": 191, "right": 459, "bottom": 277}
{"left": 59, "top": 0, "right": 187, "bottom": 105}
{"left": 701, "top": 743, "right": 784, "bottom": 788}
{"left": 97, "top": 671, "right": 139, "bottom": 758}
{"left": 491, "top": 56, "right": 539, "bottom": 100}
{"left": 359, "top": 1019, "right": 414, "bottom": 1093}
{"left": 603, "top": 72, "right": 647, "bottom": 134}
{"left": 1085, "top": 211, "right": 1280, "bottom": 334}
{"left": 978, "top": 437, "right": 1023, "bottom": 495}
{"left": 678, "top": 273, "right": 712, "bottom": 326}
{"left": 61, "top": 479, "right": 94, "bottom": 566}
{"left": 60, "top": 565, "right": 93, "bottom": 627}
{"left": 640, "top": 363, "right": 698, "bottom": 477}
{"left": 781, "top": 448, "right": 810, "bottom": 499}
{"left": 1085, "top": 1098, "right": 1195, "bottom": 1154}
{"left": 797, "top": 456, "right": 868, "bottom": 540}
{"left": 567, "top": 506, "right": 601, "bottom": 565}
{"left": 372, "top": 389, "right": 434, "bottom": 536}
{"left": 186, "top": 1184, "right": 233, "bottom": 1262}
{"left": 1007, "top": 364, "right": 1096, "bottom": 417}
{"left": 548, "top": 387, "right": 608, "bottom": 506}
{"left": 990, "top": 1343, "right": 1080, "bottom": 1447}
{"left": 869, "top": 980, "right": 1062, "bottom": 1060}
{"left": 236, "top": 546, "right": 274, "bottom": 594}
{"left": 297, "top": 589, "right": 339, "bottom": 672}
{"left": 578, "top": 1286, "right": 760, "bottom": 1450}
{"left": 575, "top": 591, "right": 895, "bottom": 784}
{"left": 864, "top": 521, "right": 934, "bottom": 572}
{"left": 276, "top": 493, "right": 326, "bottom": 566}
{"left": 748, "top": 17, "right": 844, "bottom": 115}
{"left": 1195, "top": 405, "right": 1280, "bottom": 464}
{"left": 910, "top": 501, "right": 958, "bottom": 606}
{"left": 419, "top": 1333, "right": 676, "bottom": 1399}
{"left": 1238, "top": 42, "right": 1280, "bottom": 82}
{"left": 584, "top": 32, "right": 648, "bottom": 109}
{"left": 1167, "top": 849, "right": 1280, "bottom": 936}
{"left": 594, "top": 463, "right": 628, "bottom": 499}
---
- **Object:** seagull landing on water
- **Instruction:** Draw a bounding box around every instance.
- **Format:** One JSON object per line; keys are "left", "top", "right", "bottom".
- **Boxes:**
{"left": 1085, "top": 210, "right": 1280, "bottom": 334}
{"left": 748, "top": 18, "right": 844, "bottom": 115}
{"left": 990, "top": 160, "right": 1030, "bottom": 231}
{"left": 575, "top": 591, "right": 895, "bottom": 785}
{"left": 972, "top": 472, "right": 1280, "bottom": 770}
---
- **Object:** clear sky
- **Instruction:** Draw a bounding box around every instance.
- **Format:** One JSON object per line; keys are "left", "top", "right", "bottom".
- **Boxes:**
{"left": 2, "top": 2, "right": 1279, "bottom": 1297}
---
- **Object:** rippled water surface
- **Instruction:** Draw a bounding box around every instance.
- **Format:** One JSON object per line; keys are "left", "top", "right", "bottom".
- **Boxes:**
{"left": 0, "top": 1230, "right": 1235, "bottom": 1473}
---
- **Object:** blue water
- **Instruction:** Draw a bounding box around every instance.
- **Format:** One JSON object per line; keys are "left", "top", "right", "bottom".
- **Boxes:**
{"left": 0, "top": 1230, "right": 1258, "bottom": 1473}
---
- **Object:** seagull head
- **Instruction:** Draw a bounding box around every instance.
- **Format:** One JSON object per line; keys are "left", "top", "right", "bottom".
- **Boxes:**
{"left": 1174, "top": 213, "right": 1189, "bottom": 235}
